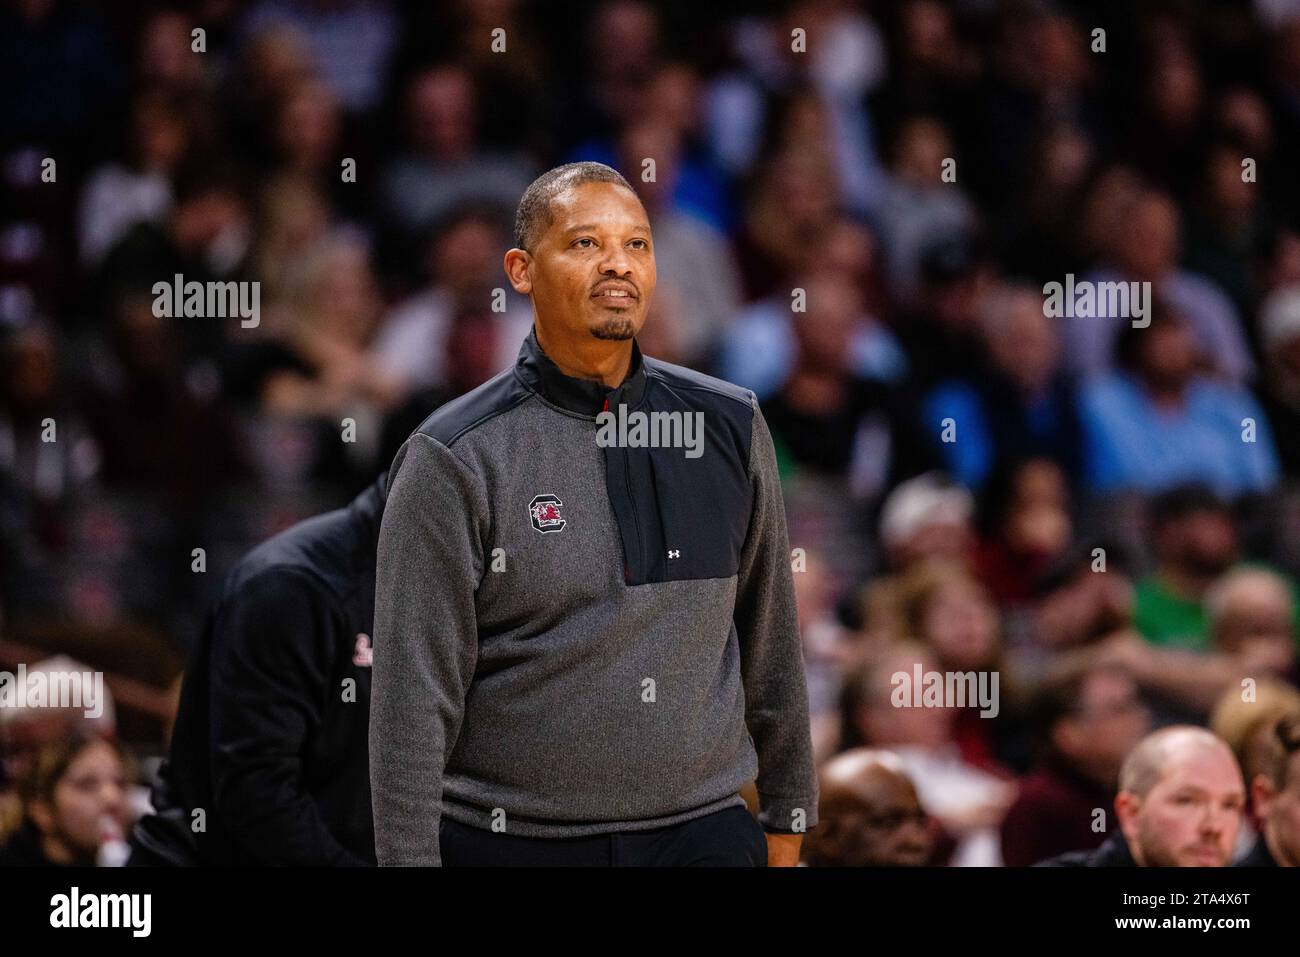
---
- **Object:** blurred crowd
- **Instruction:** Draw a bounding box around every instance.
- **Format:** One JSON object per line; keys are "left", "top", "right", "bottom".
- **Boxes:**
{"left": 4, "top": 0, "right": 1300, "bottom": 866}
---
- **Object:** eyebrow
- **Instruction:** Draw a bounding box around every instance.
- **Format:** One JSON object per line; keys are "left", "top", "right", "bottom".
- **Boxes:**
{"left": 565, "top": 223, "right": 651, "bottom": 235}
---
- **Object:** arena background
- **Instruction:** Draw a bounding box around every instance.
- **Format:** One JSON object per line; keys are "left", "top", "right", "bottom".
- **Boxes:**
{"left": 3, "top": 0, "right": 1300, "bottom": 870}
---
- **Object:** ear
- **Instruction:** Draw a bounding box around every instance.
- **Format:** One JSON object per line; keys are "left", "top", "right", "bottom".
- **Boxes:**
{"left": 1114, "top": 791, "right": 1141, "bottom": 841}
{"left": 504, "top": 248, "right": 532, "bottom": 295}
{"left": 29, "top": 799, "right": 54, "bottom": 834}
{"left": 1251, "top": 772, "right": 1276, "bottom": 819}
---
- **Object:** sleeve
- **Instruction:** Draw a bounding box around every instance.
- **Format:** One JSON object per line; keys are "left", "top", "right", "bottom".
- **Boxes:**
{"left": 733, "top": 396, "right": 820, "bottom": 834}
{"left": 369, "top": 433, "right": 487, "bottom": 865}
{"left": 208, "top": 568, "right": 367, "bottom": 866}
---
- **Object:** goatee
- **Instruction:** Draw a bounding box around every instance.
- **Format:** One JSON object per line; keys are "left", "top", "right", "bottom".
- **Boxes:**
{"left": 591, "top": 317, "right": 636, "bottom": 340}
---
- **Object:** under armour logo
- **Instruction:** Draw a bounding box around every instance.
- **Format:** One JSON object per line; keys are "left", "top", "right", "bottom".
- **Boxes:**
{"left": 668, "top": 549, "right": 681, "bottom": 559}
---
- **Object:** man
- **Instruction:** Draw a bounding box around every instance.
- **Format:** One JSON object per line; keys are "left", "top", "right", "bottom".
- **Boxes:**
{"left": 370, "top": 161, "right": 818, "bottom": 866}
{"left": 1001, "top": 662, "right": 1150, "bottom": 866}
{"left": 127, "top": 477, "right": 385, "bottom": 865}
{"left": 803, "top": 749, "right": 935, "bottom": 867}
{"left": 1133, "top": 484, "right": 1239, "bottom": 652}
{"left": 1037, "top": 725, "right": 1245, "bottom": 866}
{"left": 1206, "top": 567, "right": 1298, "bottom": 682}
{"left": 1240, "top": 711, "right": 1300, "bottom": 866}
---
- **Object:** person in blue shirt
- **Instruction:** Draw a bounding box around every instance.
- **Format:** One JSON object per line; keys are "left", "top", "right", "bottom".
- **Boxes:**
{"left": 1077, "top": 301, "right": 1279, "bottom": 497}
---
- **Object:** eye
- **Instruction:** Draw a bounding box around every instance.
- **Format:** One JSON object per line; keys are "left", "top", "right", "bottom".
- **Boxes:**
{"left": 573, "top": 237, "right": 595, "bottom": 249}
{"left": 629, "top": 238, "right": 648, "bottom": 250}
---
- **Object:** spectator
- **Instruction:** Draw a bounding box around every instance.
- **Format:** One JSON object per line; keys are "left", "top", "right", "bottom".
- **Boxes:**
{"left": 1063, "top": 189, "right": 1255, "bottom": 384}
{"left": 874, "top": 115, "right": 977, "bottom": 301}
{"left": 761, "top": 271, "right": 939, "bottom": 499}
{"left": 1256, "top": 285, "right": 1300, "bottom": 476}
{"left": 1001, "top": 661, "right": 1149, "bottom": 866}
{"left": 1241, "top": 711, "right": 1300, "bottom": 865}
{"left": 1078, "top": 306, "right": 1279, "bottom": 496}
{"left": 372, "top": 205, "right": 531, "bottom": 397}
{"left": 732, "top": 148, "right": 839, "bottom": 301}
{"left": 972, "top": 458, "right": 1074, "bottom": 609}
{"left": 0, "top": 733, "right": 131, "bottom": 867}
{"left": 839, "top": 644, "right": 1016, "bottom": 866}
{"left": 1133, "top": 485, "right": 1238, "bottom": 652}
{"left": 892, "top": 236, "right": 993, "bottom": 391}
{"left": 803, "top": 749, "right": 937, "bottom": 867}
{"left": 78, "top": 87, "right": 193, "bottom": 268}
{"left": 1212, "top": 680, "right": 1300, "bottom": 861}
{"left": 242, "top": 0, "right": 398, "bottom": 114}
{"left": 1030, "top": 541, "right": 1137, "bottom": 652}
{"left": 95, "top": 157, "right": 254, "bottom": 363}
{"left": 884, "top": 559, "right": 1021, "bottom": 774}
{"left": 873, "top": 472, "right": 975, "bottom": 577}
{"left": 1038, "top": 726, "right": 1245, "bottom": 866}
{"left": 1205, "top": 567, "right": 1298, "bottom": 684}
{"left": 377, "top": 64, "right": 534, "bottom": 266}
{"left": 926, "top": 284, "right": 1084, "bottom": 491}
{"left": 719, "top": 211, "right": 904, "bottom": 399}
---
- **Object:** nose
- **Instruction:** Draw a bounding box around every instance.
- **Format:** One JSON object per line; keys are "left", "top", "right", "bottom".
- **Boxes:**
{"left": 1198, "top": 806, "right": 1232, "bottom": 838}
{"left": 598, "top": 246, "right": 634, "bottom": 277}
{"left": 99, "top": 781, "right": 126, "bottom": 814}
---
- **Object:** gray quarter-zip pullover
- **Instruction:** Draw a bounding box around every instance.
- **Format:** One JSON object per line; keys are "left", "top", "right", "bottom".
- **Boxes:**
{"left": 369, "top": 327, "right": 817, "bottom": 865}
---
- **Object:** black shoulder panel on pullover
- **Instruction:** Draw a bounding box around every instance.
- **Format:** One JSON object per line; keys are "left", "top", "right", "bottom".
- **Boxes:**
{"left": 413, "top": 365, "right": 533, "bottom": 448}
{"left": 642, "top": 357, "right": 756, "bottom": 464}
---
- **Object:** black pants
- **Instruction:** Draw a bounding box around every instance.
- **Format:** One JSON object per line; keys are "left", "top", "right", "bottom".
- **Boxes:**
{"left": 439, "top": 804, "right": 768, "bottom": 867}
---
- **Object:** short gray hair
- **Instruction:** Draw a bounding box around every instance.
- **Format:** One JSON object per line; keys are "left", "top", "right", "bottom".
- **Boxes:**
{"left": 513, "top": 162, "right": 636, "bottom": 252}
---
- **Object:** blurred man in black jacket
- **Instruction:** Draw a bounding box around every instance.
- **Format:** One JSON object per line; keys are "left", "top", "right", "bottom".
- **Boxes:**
{"left": 127, "top": 476, "right": 385, "bottom": 866}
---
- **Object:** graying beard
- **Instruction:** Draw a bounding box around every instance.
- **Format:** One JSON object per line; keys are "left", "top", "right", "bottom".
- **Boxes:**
{"left": 591, "top": 318, "right": 635, "bottom": 340}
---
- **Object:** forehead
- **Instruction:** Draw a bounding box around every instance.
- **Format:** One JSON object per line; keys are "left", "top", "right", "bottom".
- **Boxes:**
{"left": 1155, "top": 746, "right": 1243, "bottom": 794}
{"left": 548, "top": 181, "right": 649, "bottom": 232}
{"left": 853, "top": 769, "right": 921, "bottom": 809}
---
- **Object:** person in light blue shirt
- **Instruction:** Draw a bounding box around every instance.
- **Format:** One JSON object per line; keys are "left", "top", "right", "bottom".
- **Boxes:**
{"left": 1077, "top": 303, "right": 1279, "bottom": 497}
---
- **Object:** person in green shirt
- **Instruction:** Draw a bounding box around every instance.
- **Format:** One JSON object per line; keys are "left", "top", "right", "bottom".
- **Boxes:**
{"left": 1133, "top": 485, "right": 1239, "bottom": 652}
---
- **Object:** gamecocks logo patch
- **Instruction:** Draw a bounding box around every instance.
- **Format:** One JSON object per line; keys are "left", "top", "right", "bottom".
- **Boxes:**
{"left": 529, "top": 494, "right": 567, "bottom": 534}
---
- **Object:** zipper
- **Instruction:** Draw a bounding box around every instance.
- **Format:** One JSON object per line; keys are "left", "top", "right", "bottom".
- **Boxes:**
{"left": 605, "top": 393, "right": 641, "bottom": 583}
{"left": 622, "top": 441, "right": 640, "bottom": 582}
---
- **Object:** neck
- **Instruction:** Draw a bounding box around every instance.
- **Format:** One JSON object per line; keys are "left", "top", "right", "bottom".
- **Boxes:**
{"left": 1265, "top": 823, "right": 1294, "bottom": 867}
{"left": 786, "top": 366, "right": 845, "bottom": 409}
{"left": 535, "top": 324, "right": 632, "bottom": 389}
{"left": 1141, "top": 376, "right": 1186, "bottom": 409}
{"left": 1158, "top": 563, "right": 1212, "bottom": 600}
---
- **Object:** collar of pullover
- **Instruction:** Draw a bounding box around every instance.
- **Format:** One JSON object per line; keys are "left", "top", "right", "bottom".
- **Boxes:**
{"left": 515, "top": 325, "right": 648, "bottom": 417}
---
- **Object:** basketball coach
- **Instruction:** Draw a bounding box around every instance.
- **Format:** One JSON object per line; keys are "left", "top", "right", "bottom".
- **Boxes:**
{"left": 370, "top": 161, "right": 817, "bottom": 866}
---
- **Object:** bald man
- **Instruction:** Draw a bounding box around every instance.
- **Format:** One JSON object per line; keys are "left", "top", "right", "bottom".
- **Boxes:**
{"left": 1038, "top": 726, "right": 1245, "bottom": 866}
{"left": 803, "top": 749, "right": 934, "bottom": 867}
